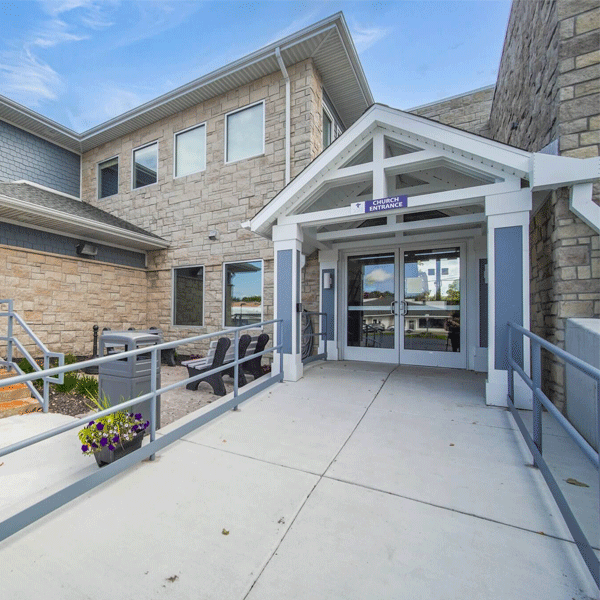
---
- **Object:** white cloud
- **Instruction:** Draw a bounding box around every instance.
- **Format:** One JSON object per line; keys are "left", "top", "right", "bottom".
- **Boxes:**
{"left": 350, "top": 24, "right": 391, "bottom": 53}
{"left": 66, "top": 86, "right": 149, "bottom": 131}
{"left": 31, "top": 19, "right": 88, "bottom": 48}
{"left": 0, "top": 49, "right": 63, "bottom": 105}
{"left": 366, "top": 268, "right": 393, "bottom": 286}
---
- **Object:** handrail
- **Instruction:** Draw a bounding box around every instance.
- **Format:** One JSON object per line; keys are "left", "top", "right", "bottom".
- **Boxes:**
{"left": 0, "top": 319, "right": 283, "bottom": 541}
{"left": 302, "top": 311, "right": 328, "bottom": 365}
{"left": 0, "top": 299, "right": 65, "bottom": 411}
{"left": 507, "top": 321, "right": 600, "bottom": 589}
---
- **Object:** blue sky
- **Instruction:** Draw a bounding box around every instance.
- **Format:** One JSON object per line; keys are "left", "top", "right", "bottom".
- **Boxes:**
{"left": 0, "top": 0, "right": 512, "bottom": 132}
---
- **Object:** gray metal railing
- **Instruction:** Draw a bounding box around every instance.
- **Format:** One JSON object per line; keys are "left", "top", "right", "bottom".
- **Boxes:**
{"left": 0, "top": 299, "right": 64, "bottom": 411}
{"left": 507, "top": 321, "right": 600, "bottom": 589}
{"left": 0, "top": 319, "right": 283, "bottom": 542}
{"left": 302, "top": 311, "right": 328, "bottom": 365}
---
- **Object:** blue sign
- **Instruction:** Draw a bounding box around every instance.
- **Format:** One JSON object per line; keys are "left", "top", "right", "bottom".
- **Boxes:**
{"left": 351, "top": 195, "right": 408, "bottom": 215}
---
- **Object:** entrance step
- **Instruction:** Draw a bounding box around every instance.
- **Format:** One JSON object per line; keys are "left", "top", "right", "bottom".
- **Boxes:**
{"left": 0, "top": 368, "right": 40, "bottom": 418}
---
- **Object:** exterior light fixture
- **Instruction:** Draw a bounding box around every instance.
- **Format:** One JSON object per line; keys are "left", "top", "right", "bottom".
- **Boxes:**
{"left": 76, "top": 242, "right": 98, "bottom": 257}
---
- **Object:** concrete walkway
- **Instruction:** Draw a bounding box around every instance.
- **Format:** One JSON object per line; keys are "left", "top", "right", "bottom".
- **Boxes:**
{"left": 0, "top": 362, "right": 597, "bottom": 599}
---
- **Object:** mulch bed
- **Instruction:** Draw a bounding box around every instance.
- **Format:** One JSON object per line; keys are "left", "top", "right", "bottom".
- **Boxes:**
{"left": 47, "top": 389, "right": 92, "bottom": 417}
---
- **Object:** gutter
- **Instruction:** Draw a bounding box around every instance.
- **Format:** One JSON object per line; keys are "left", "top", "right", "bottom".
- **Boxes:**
{"left": 275, "top": 47, "right": 291, "bottom": 185}
{"left": 0, "top": 195, "right": 169, "bottom": 250}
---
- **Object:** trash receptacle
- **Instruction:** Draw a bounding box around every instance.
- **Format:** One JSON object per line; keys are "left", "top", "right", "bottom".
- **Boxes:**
{"left": 98, "top": 331, "right": 161, "bottom": 429}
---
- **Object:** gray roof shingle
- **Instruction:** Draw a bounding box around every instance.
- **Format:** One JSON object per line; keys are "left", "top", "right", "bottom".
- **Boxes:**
{"left": 0, "top": 182, "right": 163, "bottom": 240}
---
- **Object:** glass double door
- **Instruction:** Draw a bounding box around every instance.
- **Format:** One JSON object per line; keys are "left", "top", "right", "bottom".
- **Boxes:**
{"left": 344, "top": 245, "right": 465, "bottom": 368}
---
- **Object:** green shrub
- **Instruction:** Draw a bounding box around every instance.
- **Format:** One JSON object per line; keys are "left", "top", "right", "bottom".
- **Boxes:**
{"left": 76, "top": 374, "right": 98, "bottom": 398}
{"left": 55, "top": 371, "right": 79, "bottom": 394}
{"left": 64, "top": 353, "right": 79, "bottom": 365}
{"left": 16, "top": 358, "right": 43, "bottom": 390}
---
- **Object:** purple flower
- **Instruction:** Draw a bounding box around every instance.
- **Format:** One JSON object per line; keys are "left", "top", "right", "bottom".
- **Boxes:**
{"left": 132, "top": 425, "right": 138, "bottom": 432}
{"left": 81, "top": 444, "right": 89, "bottom": 452}
{"left": 96, "top": 422, "right": 104, "bottom": 431}
{"left": 144, "top": 421, "right": 149, "bottom": 428}
{"left": 88, "top": 421, "right": 95, "bottom": 426}
{"left": 112, "top": 435, "right": 120, "bottom": 443}
{"left": 134, "top": 413, "right": 142, "bottom": 420}
{"left": 91, "top": 442, "right": 98, "bottom": 449}
{"left": 108, "top": 444, "right": 115, "bottom": 451}
{"left": 100, "top": 437, "right": 108, "bottom": 447}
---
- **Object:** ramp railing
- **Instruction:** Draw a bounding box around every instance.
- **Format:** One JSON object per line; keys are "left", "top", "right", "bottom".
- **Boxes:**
{"left": 507, "top": 321, "right": 600, "bottom": 589}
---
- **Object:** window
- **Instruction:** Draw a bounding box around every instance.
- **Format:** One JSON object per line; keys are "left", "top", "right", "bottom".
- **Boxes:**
{"left": 323, "top": 109, "right": 333, "bottom": 148}
{"left": 226, "top": 102, "right": 264, "bottom": 163}
{"left": 175, "top": 124, "right": 206, "bottom": 178}
{"left": 98, "top": 157, "right": 118, "bottom": 198}
{"left": 223, "top": 260, "right": 263, "bottom": 326}
{"left": 133, "top": 142, "right": 158, "bottom": 189}
{"left": 173, "top": 266, "right": 204, "bottom": 326}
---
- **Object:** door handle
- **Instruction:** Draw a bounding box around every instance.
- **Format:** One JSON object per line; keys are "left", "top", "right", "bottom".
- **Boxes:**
{"left": 390, "top": 300, "right": 398, "bottom": 315}
{"left": 399, "top": 300, "right": 408, "bottom": 316}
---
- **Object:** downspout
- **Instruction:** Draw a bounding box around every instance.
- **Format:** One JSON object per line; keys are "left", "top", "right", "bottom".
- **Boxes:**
{"left": 275, "top": 47, "right": 291, "bottom": 185}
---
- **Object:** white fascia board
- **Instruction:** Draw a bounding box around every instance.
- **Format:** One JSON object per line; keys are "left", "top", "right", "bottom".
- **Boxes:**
{"left": 0, "top": 195, "right": 168, "bottom": 250}
{"left": 531, "top": 153, "right": 600, "bottom": 190}
{"left": 372, "top": 106, "right": 531, "bottom": 175}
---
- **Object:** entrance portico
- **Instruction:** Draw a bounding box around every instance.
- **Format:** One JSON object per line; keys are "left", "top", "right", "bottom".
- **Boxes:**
{"left": 246, "top": 104, "right": 599, "bottom": 406}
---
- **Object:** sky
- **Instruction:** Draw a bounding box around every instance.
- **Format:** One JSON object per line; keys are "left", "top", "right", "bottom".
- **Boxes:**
{"left": 0, "top": 0, "right": 512, "bottom": 133}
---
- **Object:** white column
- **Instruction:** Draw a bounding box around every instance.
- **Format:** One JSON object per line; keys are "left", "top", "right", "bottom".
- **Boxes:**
{"left": 485, "top": 189, "right": 532, "bottom": 408}
{"left": 273, "top": 223, "right": 304, "bottom": 382}
{"left": 319, "top": 248, "right": 339, "bottom": 360}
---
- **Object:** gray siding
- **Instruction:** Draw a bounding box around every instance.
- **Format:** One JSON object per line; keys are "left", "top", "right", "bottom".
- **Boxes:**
{"left": 0, "top": 221, "right": 145, "bottom": 268}
{"left": 0, "top": 120, "right": 80, "bottom": 197}
{"left": 277, "top": 249, "right": 293, "bottom": 354}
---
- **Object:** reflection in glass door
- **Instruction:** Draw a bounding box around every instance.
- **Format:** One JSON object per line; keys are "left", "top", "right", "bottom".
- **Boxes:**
{"left": 344, "top": 252, "right": 397, "bottom": 362}
{"left": 400, "top": 247, "right": 465, "bottom": 368}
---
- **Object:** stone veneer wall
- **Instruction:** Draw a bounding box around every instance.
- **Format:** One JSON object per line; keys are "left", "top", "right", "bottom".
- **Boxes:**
{"left": 408, "top": 86, "right": 494, "bottom": 136}
{"left": 488, "top": 0, "right": 599, "bottom": 410}
{"left": 82, "top": 59, "right": 325, "bottom": 353}
{"left": 0, "top": 245, "right": 148, "bottom": 356}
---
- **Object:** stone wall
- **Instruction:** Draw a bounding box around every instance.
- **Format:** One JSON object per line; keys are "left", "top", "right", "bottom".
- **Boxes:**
{"left": 408, "top": 86, "right": 494, "bottom": 136}
{"left": 0, "top": 245, "right": 148, "bottom": 357}
{"left": 81, "top": 59, "right": 324, "bottom": 354}
{"left": 488, "top": 0, "right": 559, "bottom": 151}
{"left": 488, "top": 0, "right": 600, "bottom": 411}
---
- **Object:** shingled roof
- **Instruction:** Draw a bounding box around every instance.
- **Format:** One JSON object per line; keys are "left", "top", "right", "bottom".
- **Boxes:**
{"left": 0, "top": 182, "right": 167, "bottom": 250}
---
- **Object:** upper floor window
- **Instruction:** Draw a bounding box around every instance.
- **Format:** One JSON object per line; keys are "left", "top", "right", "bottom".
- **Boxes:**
{"left": 323, "top": 109, "right": 333, "bottom": 148}
{"left": 175, "top": 124, "right": 206, "bottom": 178}
{"left": 226, "top": 102, "right": 264, "bottom": 163}
{"left": 98, "top": 157, "right": 118, "bottom": 198}
{"left": 133, "top": 142, "right": 158, "bottom": 189}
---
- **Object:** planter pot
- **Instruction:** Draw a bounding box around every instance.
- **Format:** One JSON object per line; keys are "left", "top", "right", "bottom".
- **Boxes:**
{"left": 94, "top": 433, "right": 144, "bottom": 468}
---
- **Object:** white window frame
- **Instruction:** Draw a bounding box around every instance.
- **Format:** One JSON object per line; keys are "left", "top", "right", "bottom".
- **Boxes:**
{"left": 173, "top": 122, "right": 207, "bottom": 179}
{"left": 97, "top": 155, "right": 119, "bottom": 199}
{"left": 222, "top": 258, "right": 264, "bottom": 328}
{"left": 172, "top": 264, "right": 206, "bottom": 328}
{"left": 224, "top": 100, "right": 265, "bottom": 164}
{"left": 131, "top": 140, "right": 159, "bottom": 190}
{"left": 323, "top": 105, "right": 334, "bottom": 148}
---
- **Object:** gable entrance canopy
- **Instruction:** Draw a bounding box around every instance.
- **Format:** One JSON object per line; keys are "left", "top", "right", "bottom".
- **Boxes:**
{"left": 246, "top": 104, "right": 600, "bottom": 407}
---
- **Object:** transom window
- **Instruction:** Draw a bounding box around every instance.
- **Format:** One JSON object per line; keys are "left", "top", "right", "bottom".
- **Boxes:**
{"left": 223, "top": 260, "right": 263, "bottom": 326}
{"left": 98, "top": 157, "right": 118, "bottom": 198}
{"left": 133, "top": 142, "right": 158, "bottom": 189}
{"left": 175, "top": 124, "right": 206, "bottom": 178}
{"left": 173, "top": 266, "right": 204, "bottom": 326}
{"left": 226, "top": 102, "right": 264, "bottom": 163}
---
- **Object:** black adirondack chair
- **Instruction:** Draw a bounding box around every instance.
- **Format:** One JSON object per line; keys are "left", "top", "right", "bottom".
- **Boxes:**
{"left": 242, "top": 333, "right": 269, "bottom": 380}
{"left": 222, "top": 334, "right": 252, "bottom": 387}
{"left": 185, "top": 337, "right": 231, "bottom": 396}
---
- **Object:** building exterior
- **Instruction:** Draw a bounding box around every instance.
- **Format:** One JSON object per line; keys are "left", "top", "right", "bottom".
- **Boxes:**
{"left": 0, "top": 4, "right": 598, "bottom": 410}
{"left": 0, "top": 14, "right": 372, "bottom": 355}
